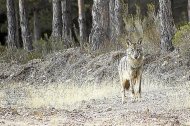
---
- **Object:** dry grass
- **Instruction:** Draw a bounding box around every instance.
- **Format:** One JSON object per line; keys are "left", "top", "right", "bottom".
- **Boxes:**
{"left": 0, "top": 81, "right": 120, "bottom": 109}
{"left": 0, "top": 78, "right": 190, "bottom": 110}
{"left": 166, "top": 81, "right": 190, "bottom": 110}
{"left": 26, "top": 82, "right": 119, "bottom": 109}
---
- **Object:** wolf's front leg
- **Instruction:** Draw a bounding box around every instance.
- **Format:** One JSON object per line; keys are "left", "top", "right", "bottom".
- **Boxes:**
{"left": 130, "top": 79, "right": 137, "bottom": 102}
{"left": 138, "top": 75, "right": 142, "bottom": 98}
{"left": 135, "top": 75, "right": 142, "bottom": 99}
{"left": 121, "top": 87, "right": 125, "bottom": 104}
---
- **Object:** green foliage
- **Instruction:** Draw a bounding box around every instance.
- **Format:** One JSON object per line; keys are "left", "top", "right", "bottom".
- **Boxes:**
{"left": 147, "top": 3, "right": 155, "bottom": 13}
{"left": 0, "top": 0, "right": 6, "bottom": 13}
{"left": 33, "top": 39, "right": 48, "bottom": 55}
{"left": 0, "top": 21, "right": 7, "bottom": 33}
{"left": 33, "top": 36, "right": 61, "bottom": 56}
{"left": 39, "top": 9, "right": 52, "bottom": 34}
{"left": 0, "top": 45, "right": 6, "bottom": 57}
{"left": 173, "top": 23, "right": 190, "bottom": 46}
{"left": 173, "top": 23, "right": 190, "bottom": 57}
{"left": 0, "top": 49, "right": 43, "bottom": 64}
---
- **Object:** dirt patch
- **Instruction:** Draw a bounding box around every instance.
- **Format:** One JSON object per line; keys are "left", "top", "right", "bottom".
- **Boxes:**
{"left": 0, "top": 83, "right": 190, "bottom": 125}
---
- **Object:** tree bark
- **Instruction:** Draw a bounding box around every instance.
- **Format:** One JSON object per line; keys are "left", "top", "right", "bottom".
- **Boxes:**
{"left": 89, "top": 0, "right": 123, "bottom": 50}
{"left": 89, "top": 0, "right": 110, "bottom": 50}
{"left": 6, "top": 0, "right": 17, "bottom": 49}
{"left": 19, "top": 0, "right": 33, "bottom": 51}
{"left": 52, "top": 0, "right": 62, "bottom": 40}
{"left": 33, "top": 10, "right": 41, "bottom": 42}
{"left": 15, "top": 2, "right": 21, "bottom": 48}
{"left": 109, "top": 0, "right": 124, "bottom": 43}
{"left": 78, "top": 0, "right": 87, "bottom": 46}
{"left": 188, "top": 0, "right": 190, "bottom": 22}
{"left": 159, "top": 0, "right": 175, "bottom": 52}
{"left": 61, "top": 0, "right": 72, "bottom": 47}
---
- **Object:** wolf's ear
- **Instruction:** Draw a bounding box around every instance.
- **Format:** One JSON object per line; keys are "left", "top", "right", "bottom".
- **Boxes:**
{"left": 138, "top": 38, "right": 143, "bottom": 45}
{"left": 126, "top": 39, "right": 132, "bottom": 46}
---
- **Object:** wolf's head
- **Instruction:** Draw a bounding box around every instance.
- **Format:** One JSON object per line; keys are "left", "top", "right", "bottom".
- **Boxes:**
{"left": 126, "top": 38, "right": 143, "bottom": 60}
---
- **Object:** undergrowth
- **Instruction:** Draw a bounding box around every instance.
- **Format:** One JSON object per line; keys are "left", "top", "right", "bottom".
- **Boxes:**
{"left": 173, "top": 23, "right": 190, "bottom": 56}
{"left": 0, "top": 49, "right": 43, "bottom": 64}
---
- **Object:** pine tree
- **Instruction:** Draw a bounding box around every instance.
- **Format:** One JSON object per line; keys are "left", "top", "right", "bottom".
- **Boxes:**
{"left": 6, "top": 0, "right": 17, "bottom": 48}
{"left": 78, "top": 0, "right": 87, "bottom": 46}
{"left": 61, "top": 0, "right": 72, "bottom": 47}
{"left": 19, "top": 0, "right": 33, "bottom": 51}
{"left": 52, "top": 0, "right": 62, "bottom": 40}
{"left": 159, "top": 0, "right": 175, "bottom": 52}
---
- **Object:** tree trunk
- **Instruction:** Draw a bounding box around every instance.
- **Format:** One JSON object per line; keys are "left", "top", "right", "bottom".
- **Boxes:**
{"left": 89, "top": 0, "right": 123, "bottom": 50}
{"left": 15, "top": 3, "right": 21, "bottom": 48}
{"left": 89, "top": 0, "right": 110, "bottom": 50}
{"left": 52, "top": 0, "right": 62, "bottom": 40}
{"left": 78, "top": 0, "right": 87, "bottom": 46}
{"left": 159, "top": 0, "right": 175, "bottom": 52}
{"left": 188, "top": 0, "right": 190, "bottom": 22}
{"left": 61, "top": 0, "right": 72, "bottom": 47}
{"left": 109, "top": 0, "right": 124, "bottom": 43}
{"left": 19, "top": 0, "right": 33, "bottom": 51}
{"left": 33, "top": 10, "right": 41, "bottom": 42}
{"left": 6, "top": 0, "right": 17, "bottom": 49}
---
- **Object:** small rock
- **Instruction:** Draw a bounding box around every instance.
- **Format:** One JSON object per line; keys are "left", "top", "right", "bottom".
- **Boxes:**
{"left": 0, "top": 121, "right": 5, "bottom": 124}
{"left": 162, "top": 61, "right": 168, "bottom": 66}
{"left": 106, "top": 107, "right": 112, "bottom": 112}
{"left": 86, "top": 105, "right": 91, "bottom": 108}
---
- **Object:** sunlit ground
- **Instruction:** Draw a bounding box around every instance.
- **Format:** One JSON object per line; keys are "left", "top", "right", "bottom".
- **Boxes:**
{"left": 0, "top": 77, "right": 190, "bottom": 110}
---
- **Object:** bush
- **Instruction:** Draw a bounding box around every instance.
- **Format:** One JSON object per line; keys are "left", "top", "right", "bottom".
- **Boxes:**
{"left": 173, "top": 23, "right": 190, "bottom": 46}
{"left": 173, "top": 23, "right": 190, "bottom": 57}
{"left": 0, "top": 45, "right": 6, "bottom": 56}
{"left": 0, "top": 49, "right": 43, "bottom": 64}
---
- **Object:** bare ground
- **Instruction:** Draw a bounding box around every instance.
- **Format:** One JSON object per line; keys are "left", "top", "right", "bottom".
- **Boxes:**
{"left": 0, "top": 83, "right": 190, "bottom": 126}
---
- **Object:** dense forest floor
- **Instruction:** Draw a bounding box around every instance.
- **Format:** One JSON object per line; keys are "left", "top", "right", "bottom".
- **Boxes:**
{"left": 0, "top": 47, "right": 190, "bottom": 125}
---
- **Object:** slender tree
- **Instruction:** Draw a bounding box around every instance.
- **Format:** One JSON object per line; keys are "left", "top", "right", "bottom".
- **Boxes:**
{"left": 61, "top": 0, "right": 72, "bottom": 47}
{"left": 52, "top": 0, "right": 62, "bottom": 40}
{"left": 33, "top": 9, "right": 41, "bottom": 42}
{"left": 159, "top": 0, "right": 175, "bottom": 52}
{"left": 6, "top": 0, "right": 17, "bottom": 48}
{"left": 78, "top": 0, "right": 87, "bottom": 46}
{"left": 19, "top": 0, "right": 33, "bottom": 51}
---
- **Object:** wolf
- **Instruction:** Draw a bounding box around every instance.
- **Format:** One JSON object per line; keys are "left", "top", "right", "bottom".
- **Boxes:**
{"left": 118, "top": 38, "right": 144, "bottom": 104}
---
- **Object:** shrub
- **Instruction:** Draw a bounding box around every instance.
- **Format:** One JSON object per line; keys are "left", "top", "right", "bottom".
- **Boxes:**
{"left": 173, "top": 23, "right": 190, "bottom": 57}
{"left": 0, "top": 49, "right": 43, "bottom": 64}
